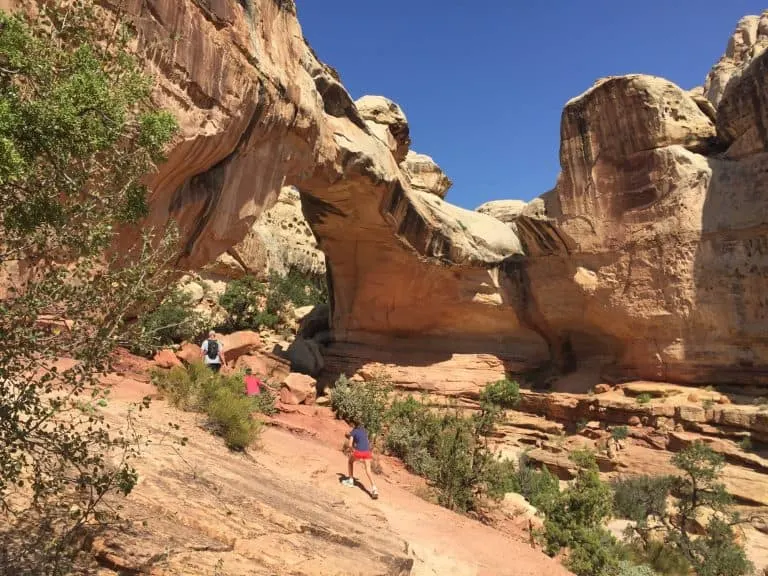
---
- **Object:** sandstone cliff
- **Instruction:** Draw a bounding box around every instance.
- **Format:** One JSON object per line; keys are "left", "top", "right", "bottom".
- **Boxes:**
{"left": 6, "top": 0, "right": 766, "bottom": 392}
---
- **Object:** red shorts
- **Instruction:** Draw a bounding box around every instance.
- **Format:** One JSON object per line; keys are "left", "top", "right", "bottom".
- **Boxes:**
{"left": 353, "top": 450, "right": 372, "bottom": 460}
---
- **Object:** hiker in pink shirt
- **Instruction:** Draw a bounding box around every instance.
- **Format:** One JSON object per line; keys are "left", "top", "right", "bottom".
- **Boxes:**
{"left": 243, "top": 368, "right": 263, "bottom": 396}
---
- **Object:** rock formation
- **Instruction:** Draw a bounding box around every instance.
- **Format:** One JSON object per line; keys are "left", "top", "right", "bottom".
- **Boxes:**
{"left": 5, "top": 0, "right": 766, "bottom": 392}
{"left": 704, "top": 11, "right": 768, "bottom": 107}
{"left": 206, "top": 186, "right": 325, "bottom": 279}
{"left": 400, "top": 151, "right": 452, "bottom": 198}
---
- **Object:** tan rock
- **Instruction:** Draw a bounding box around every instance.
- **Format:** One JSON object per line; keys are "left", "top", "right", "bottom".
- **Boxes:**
{"left": 176, "top": 342, "right": 201, "bottom": 365}
{"left": 280, "top": 373, "right": 317, "bottom": 406}
{"left": 234, "top": 186, "right": 325, "bottom": 278}
{"left": 400, "top": 151, "right": 452, "bottom": 198}
{"left": 355, "top": 95, "right": 410, "bottom": 162}
{"left": 593, "top": 384, "right": 612, "bottom": 394}
{"left": 704, "top": 12, "right": 768, "bottom": 106}
{"left": 204, "top": 251, "right": 247, "bottom": 280}
{"left": 153, "top": 349, "right": 182, "bottom": 370}
{"left": 475, "top": 200, "right": 528, "bottom": 224}
{"left": 220, "top": 331, "right": 262, "bottom": 364}
{"left": 235, "top": 353, "right": 290, "bottom": 382}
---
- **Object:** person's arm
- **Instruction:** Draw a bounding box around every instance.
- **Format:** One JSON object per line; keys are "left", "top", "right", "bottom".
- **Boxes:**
{"left": 343, "top": 430, "right": 354, "bottom": 454}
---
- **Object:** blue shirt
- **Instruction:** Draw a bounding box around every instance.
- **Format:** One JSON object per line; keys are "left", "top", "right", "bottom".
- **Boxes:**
{"left": 350, "top": 427, "right": 370, "bottom": 451}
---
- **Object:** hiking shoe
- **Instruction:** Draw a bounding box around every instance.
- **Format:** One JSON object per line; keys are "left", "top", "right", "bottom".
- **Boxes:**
{"left": 341, "top": 478, "right": 355, "bottom": 487}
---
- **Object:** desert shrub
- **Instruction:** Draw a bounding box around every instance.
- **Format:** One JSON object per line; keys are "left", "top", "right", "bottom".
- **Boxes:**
{"left": 611, "top": 426, "right": 630, "bottom": 441}
{"left": 382, "top": 379, "right": 520, "bottom": 513}
{"left": 636, "top": 393, "right": 652, "bottom": 405}
{"left": 219, "top": 269, "right": 327, "bottom": 331}
{"left": 384, "top": 395, "right": 442, "bottom": 477}
{"left": 218, "top": 275, "right": 274, "bottom": 331}
{"left": 616, "top": 561, "right": 659, "bottom": 576}
{"left": 613, "top": 442, "right": 752, "bottom": 576}
{"left": 738, "top": 436, "right": 752, "bottom": 451}
{"left": 0, "top": 0, "right": 178, "bottom": 570}
{"left": 330, "top": 374, "right": 391, "bottom": 436}
{"left": 132, "top": 289, "right": 205, "bottom": 355}
{"left": 266, "top": 268, "right": 327, "bottom": 312}
{"left": 153, "top": 363, "right": 272, "bottom": 450}
{"left": 542, "top": 450, "right": 620, "bottom": 576}
{"left": 515, "top": 453, "right": 560, "bottom": 513}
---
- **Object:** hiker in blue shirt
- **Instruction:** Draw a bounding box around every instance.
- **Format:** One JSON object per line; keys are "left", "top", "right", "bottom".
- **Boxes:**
{"left": 342, "top": 419, "right": 379, "bottom": 498}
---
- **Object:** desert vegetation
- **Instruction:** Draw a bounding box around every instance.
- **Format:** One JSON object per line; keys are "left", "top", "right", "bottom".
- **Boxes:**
{"left": 0, "top": 0, "right": 178, "bottom": 570}
{"left": 330, "top": 376, "right": 754, "bottom": 576}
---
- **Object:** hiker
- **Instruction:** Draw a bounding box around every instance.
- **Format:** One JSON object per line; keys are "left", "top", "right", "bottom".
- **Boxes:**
{"left": 342, "top": 419, "right": 378, "bottom": 498}
{"left": 200, "top": 331, "right": 225, "bottom": 373}
{"left": 244, "top": 367, "right": 263, "bottom": 396}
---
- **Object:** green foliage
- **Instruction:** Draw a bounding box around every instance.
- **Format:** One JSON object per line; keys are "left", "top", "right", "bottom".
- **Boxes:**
{"left": 152, "top": 362, "right": 273, "bottom": 450}
{"left": 381, "top": 380, "right": 520, "bottom": 513}
{"left": 131, "top": 289, "right": 205, "bottom": 355}
{"left": 330, "top": 374, "right": 391, "bottom": 436}
{"left": 703, "top": 398, "right": 715, "bottom": 410}
{"left": 515, "top": 453, "right": 560, "bottom": 513}
{"left": 737, "top": 436, "right": 752, "bottom": 452}
{"left": 616, "top": 561, "right": 659, "bottom": 576}
{"left": 636, "top": 393, "right": 652, "bottom": 405}
{"left": 218, "top": 269, "right": 327, "bottom": 331}
{"left": 613, "top": 442, "right": 752, "bottom": 576}
{"left": 0, "top": 1, "right": 177, "bottom": 570}
{"left": 611, "top": 426, "right": 630, "bottom": 441}
{"left": 218, "top": 275, "right": 273, "bottom": 331}
{"left": 542, "top": 450, "right": 620, "bottom": 576}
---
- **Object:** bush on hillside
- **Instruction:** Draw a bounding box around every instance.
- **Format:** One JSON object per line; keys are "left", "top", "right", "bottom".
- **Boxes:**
{"left": 218, "top": 269, "right": 327, "bottom": 332}
{"left": 514, "top": 453, "right": 561, "bottom": 513}
{"left": 330, "top": 374, "right": 391, "bottom": 436}
{"left": 131, "top": 289, "right": 206, "bottom": 356}
{"left": 542, "top": 449, "right": 621, "bottom": 576}
{"left": 152, "top": 363, "right": 275, "bottom": 450}
{"left": 381, "top": 379, "right": 521, "bottom": 513}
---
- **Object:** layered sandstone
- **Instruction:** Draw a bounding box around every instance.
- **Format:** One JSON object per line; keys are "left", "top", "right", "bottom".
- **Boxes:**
{"left": 6, "top": 0, "right": 766, "bottom": 391}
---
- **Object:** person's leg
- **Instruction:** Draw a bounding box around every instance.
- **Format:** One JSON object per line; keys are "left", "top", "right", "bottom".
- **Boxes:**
{"left": 347, "top": 453, "right": 355, "bottom": 480}
{"left": 363, "top": 459, "right": 377, "bottom": 494}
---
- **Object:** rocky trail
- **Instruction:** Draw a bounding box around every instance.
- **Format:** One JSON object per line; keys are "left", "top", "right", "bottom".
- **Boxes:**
{"left": 89, "top": 367, "right": 572, "bottom": 576}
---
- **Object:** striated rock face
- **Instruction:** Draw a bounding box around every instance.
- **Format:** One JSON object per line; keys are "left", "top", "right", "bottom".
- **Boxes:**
{"left": 7, "top": 0, "right": 766, "bottom": 392}
{"left": 704, "top": 12, "right": 768, "bottom": 107}
{"left": 481, "top": 73, "right": 768, "bottom": 387}
{"left": 101, "top": 0, "right": 335, "bottom": 270}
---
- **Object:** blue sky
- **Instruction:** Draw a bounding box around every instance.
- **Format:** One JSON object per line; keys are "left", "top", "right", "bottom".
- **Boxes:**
{"left": 296, "top": 1, "right": 766, "bottom": 209}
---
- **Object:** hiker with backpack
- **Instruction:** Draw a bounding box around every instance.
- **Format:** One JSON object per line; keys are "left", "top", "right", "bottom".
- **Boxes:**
{"left": 342, "top": 418, "right": 379, "bottom": 499}
{"left": 201, "top": 331, "right": 225, "bottom": 373}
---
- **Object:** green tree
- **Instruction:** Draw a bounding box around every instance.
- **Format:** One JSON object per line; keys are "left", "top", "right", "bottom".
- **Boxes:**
{"left": 0, "top": 1, "right": 177, "bottom": 570}
{"left": 613, "top": 442, "right": 753, "bottom": 576}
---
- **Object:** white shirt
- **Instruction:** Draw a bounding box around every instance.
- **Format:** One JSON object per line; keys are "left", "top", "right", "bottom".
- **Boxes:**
{"left": 200, "top": 339, "right": 223, "bottom": 365}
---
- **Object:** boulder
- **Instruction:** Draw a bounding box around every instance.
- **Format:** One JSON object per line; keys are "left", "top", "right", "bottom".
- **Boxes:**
{"left": 235, "top": 353, "right": 290, "bottom": 382}
{"left": 221, "top": 331, "right": 262, "bottom": 364}
{"left": 293, "top": 305, "right": 316, "bottom": 321}
{"left": 204, "top": 252, "right": 246, "bottom": 280}
{"left": 286, "top": 336, "right": 325, "bottom": 377}
{"left": 704, "top": 12, "right": 768, "bottom": 107}
{"left": 355, "top": 95, "right": 410, "bottom": 162}
{"left": 153, "top": 349, "right": 182, "bottom": 369}
{"left": 475, "top": 200, "right": 527, "bottom": 224}
{"left": 234, "top": 186, "right": 326, "bottom": 278}
{"left": 298, "top": 304, "right": 330, "bottom": 340}
{"left": 399, "top": 151, "right": 452, "bottom": 198}
{"left": 178, "top": 280, "right": 205, "bottom": 304}
{"left": 279, "top": 373, "right": 317, "bottom": 406}
{"left": 176, "top": 342, "right": 201, "bottom": 365}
